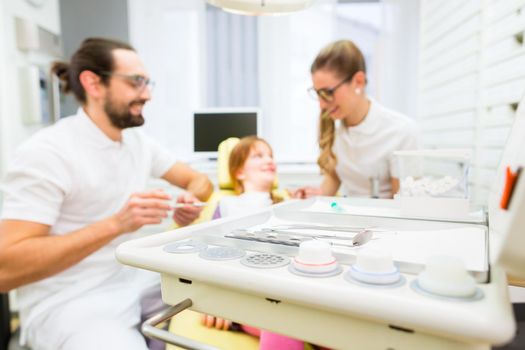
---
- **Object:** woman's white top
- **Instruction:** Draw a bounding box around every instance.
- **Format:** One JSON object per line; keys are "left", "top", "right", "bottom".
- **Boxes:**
{"left": 333, "top": 99, "right": 419, "bottom": 198}
{"left": 218, "top": 191, "right": 273, "bottom": 217}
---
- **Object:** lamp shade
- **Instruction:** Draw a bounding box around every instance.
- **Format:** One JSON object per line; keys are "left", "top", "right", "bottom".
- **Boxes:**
{"left": 207, "top": 0, "right": 314, "bottom": 15}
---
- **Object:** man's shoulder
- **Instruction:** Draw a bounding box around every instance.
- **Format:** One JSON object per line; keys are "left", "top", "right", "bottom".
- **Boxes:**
{"left": 19, "top": 115, "right": 80, "bottom": 154}
{"left": 37, "top": 114, "right": 79, "bottom": 135}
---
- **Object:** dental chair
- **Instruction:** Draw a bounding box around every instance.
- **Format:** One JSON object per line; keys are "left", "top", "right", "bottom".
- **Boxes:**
{"left": 166, "top": 137, "right": 291, "bottom": 350}
{"left": 168, "top": 137, "right": 260, "bottom": 349}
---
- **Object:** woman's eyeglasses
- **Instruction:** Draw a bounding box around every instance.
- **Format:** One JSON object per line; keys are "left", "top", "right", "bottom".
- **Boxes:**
{"left": 99, "top": 71, "right": 155, "bottom": 91}
{"left": 307, "top": 76, "right": 352, "bottom": 102}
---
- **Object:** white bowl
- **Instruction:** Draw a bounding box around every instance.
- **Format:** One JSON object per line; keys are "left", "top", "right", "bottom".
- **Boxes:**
{"left": 355, "top": 247, "right": 395, "bottom": 273}
{"left": 296, "top": 240, "right": 334, "bottom": 265}
{"left": 351, "top": 248, "right": 400, "bottom": 284}
{"left": 417, "top": 255, "right": 476, "bottom": 297}
{"left": 350, "top": 265, "right": 400, "bottom": 285}
{"left": 293, "top": 240, "right": 339, "bottom": 274}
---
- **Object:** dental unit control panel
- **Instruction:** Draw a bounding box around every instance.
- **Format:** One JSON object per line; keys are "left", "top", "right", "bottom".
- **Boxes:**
{"left": 116, "top": 98, "right": 525, "bottom": 350}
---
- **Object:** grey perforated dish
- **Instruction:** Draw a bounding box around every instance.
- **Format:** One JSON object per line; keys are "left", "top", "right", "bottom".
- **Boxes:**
{"left": 163, "top": 240, "right": 208, "bottom": 254}
{"left": 240, "top": 253, "right": 290, "bottom": 269}
{"left": 199, "top": 246, "right": 246, "bottom": 261}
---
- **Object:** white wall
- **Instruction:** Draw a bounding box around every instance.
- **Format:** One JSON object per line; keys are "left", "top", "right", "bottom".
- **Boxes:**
{"left": 258, "top": 3, "right": 336, "bottom": 163}
{"left": 0, "top": 0, "right": 6, "bottom": 178}
{"left": 127, "top": 0, "right": 410, "bottom": 164}
{"left": 417, "top": 0, "right": 525, "bottom": 207}
{"left": 128, "top": 0, "right": 206, "bottom": 161}
{"left": 0, "top": 0, "right": 61, "bottom": 177}
{"left": 58, "top": 0, "right": 129, "bottom": 117}
{"left": 378, "top": 0, "right": 420, "bottom": 119}
{"left": 128, "top": 0, "right": 330, "bottom": 162}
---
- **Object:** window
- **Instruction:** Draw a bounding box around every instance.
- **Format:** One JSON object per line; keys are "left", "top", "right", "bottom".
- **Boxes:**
{"left": 205, "top": 5, "right": 259, "bottom": 107}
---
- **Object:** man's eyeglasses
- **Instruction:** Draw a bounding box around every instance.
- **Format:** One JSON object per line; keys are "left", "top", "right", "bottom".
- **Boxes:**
{"left": 307, "top": 76, "right": 352, "bottom": 102}
{"left": 99, "top": 71, "right": 155, "bottom": 91}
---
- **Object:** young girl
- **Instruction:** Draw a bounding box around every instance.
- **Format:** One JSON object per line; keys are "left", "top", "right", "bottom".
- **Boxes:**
{"left": 212, "top": 136, "right": 283, "bottom": 219}
{"left": 203, "top": 136, "right": 303, "bottom": 350}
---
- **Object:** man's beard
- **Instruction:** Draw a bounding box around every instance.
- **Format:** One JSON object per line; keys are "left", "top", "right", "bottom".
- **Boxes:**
{"left": 104, "top": 94, "right": 146, "bottom": 129}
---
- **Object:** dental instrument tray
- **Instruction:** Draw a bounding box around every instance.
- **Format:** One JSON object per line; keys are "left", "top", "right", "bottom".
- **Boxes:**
{"left": 116, "top": 95, "right": 525, "bottom": 350}
{"left": 116, "top": 197, "right": 506, "bottom": 350}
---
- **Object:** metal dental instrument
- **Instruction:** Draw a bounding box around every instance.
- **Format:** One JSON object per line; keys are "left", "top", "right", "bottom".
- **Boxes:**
{"left": 278, "top": 229, "right": 373, "bottom": 246}
{"left": 225, "top": 230, "right": 308, "bottom": 247}
{"left": 259, "top": 229, "right": 368, "bottom": 241}
{"left": 225, "top": 229, "right": 373, "bottom": 248}
{"left": 348, "top": 229, "right": 373, "bottom": 246}
{"left": 172, "top": 202, "right": 207, "bottom": 208}
{"left": 261, "top": 224, "right": 381, "bottom": 233}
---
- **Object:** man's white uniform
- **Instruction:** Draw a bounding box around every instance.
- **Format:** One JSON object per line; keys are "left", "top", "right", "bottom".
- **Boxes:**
{"left": 1, "top": 108, "right": 175, "bottom": 350}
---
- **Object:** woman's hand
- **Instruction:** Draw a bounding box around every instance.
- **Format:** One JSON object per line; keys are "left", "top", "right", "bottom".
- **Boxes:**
{"left": 289, "top": 186, "right": 323, "bottom": 199}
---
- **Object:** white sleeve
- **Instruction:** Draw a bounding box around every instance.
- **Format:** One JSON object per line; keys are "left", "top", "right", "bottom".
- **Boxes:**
{"left": 389, "top": 121, "right": 420, "bottom": 178}
{"left": 142, "top": 134, "right": 177, "bottom": 178}
{"left": 0, "top": 143, "right": 71, "bottom": 225}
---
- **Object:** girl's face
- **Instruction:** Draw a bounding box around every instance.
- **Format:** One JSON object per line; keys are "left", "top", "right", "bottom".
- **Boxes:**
{"left": 236, "top": 141, "right": 276, "bottom": 192}
{"left": 311, "top": 69, "right": 362, "bottom": 123}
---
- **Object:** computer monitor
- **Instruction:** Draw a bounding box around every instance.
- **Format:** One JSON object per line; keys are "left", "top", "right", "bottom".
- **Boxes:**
{"left": 193, "top": 107, "right": 261, "bottom": 159}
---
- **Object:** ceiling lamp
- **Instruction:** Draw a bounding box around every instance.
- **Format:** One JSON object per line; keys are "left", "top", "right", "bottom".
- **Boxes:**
{"left": 207, "top": 0, "right": 315, "bottom": 15}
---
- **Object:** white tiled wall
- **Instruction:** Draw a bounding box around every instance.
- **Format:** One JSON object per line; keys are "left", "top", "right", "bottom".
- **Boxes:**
{"left": 418, "top": 0, "right": 525, "bottom": 207}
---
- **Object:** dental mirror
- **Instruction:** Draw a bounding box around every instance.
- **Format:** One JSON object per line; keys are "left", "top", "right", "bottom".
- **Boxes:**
{"left": 351, "top": 229, "right": 373, "bottom": 246}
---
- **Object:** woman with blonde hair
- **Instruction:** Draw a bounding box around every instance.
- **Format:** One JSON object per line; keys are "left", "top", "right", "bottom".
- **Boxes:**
{"left": 292, "top": 39, "right": 419, "bottom": 199}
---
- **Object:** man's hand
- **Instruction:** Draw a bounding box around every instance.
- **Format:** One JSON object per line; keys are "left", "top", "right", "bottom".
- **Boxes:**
{"left": 172, "top": 192, "right": 205, "bottom": 227}
{"left": 0, "top": 190, "right": 172, "bottom": 290}
{"left": 289, "top": 186, "right": 323, "bottom": 199}
{"left": 112, "top": 189, "right": 172, "bottom": 234}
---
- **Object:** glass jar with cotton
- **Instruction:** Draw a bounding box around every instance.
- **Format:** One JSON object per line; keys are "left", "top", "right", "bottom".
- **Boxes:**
{"left": 394, "top": 149, "right": 471, "bottom": 220}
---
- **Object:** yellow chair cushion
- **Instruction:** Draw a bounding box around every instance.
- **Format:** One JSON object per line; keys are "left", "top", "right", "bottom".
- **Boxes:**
{"left": 167, "top": 310, "right": 317, "bottom": 350}
{"left": 167, "top": 310, "right": 259, "bottom": 350}
{"left": 217, "top": 137, "right": 241, "bottom": 190}
{"left": 191, "top": 189, "right": 235, "bottom": 225}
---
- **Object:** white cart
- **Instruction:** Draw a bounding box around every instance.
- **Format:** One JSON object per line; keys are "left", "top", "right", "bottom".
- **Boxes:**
{"left": 116, "top": 100, "right": 525, "bottom": 350}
